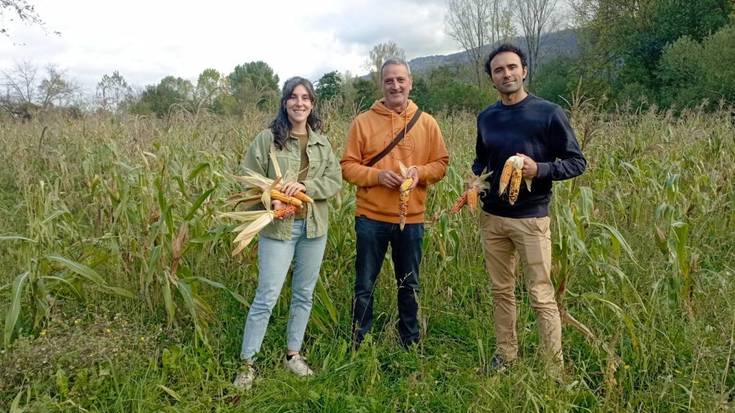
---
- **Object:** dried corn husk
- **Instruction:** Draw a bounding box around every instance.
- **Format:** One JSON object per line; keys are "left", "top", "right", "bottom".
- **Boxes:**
{"left": 221, "top": 205, "right": 297, "bottom": 256}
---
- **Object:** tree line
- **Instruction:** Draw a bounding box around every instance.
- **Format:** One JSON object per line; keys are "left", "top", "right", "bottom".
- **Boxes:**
{"left": 1, "top": 0, "right": 733, "bottom": 120}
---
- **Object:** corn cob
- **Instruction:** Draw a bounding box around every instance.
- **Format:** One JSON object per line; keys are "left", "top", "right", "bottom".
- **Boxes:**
{"left": 497, "top": 156, "right": 529, "bottom": 206}
{"left": 399, "top": 177, "right": 413, "bottom": 230}
{"left": 273, "top": 184, "right": 313, "bottom": 203}
{"left": 233, "top": 170, "right": 313, "bottom": 207}
{"left": 466, "top": 187, "right": 478, "bottom": 211}
{"left": 508, "top": 167, "right": 522, "bottom": 205}
{"left": 450, "top": 191, "right": 468, "bottom": 213}
{"left": 270, "top": 189, "right": 303, "bottom": 207}
{"left": 498, "top": 158, "right": 515, "bottom": 196}
{"left": 397, "top": 162, "right": 414, "bottom": 231}
{"left": 450, "top": 170, "right": 492, "bottom": 214}
{"left": 273, "top": 204, "right": 298, "bottom": 220}
{"left": 400, "top": 177, "right": 414, "bottom": 192}
{"left": 290, "top": 191, "right": 314, "bottom": 204}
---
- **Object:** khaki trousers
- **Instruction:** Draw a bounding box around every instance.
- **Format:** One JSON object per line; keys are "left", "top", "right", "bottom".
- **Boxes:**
{"left": 479, "top": 212, "right": 563, "bottom": 367}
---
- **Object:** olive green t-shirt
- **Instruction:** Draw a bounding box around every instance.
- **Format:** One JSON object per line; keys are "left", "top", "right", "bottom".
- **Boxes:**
{"left": 291, "top": 131, "right": 309, "bottom": 219}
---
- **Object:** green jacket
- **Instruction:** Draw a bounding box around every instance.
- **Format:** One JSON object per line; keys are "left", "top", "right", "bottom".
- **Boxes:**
{"left": 241, "top": 128, "right": 342, "bottom": 240}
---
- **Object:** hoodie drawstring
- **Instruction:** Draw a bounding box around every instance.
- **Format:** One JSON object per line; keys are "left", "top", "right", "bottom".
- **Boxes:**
{"left": 389, "top": 110, "right": 409, "bottom": 149}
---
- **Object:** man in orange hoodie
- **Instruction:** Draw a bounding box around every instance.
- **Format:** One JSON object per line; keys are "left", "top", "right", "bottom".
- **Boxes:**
{"left": 341, "top": 58, "right": 449, "bottom": 347}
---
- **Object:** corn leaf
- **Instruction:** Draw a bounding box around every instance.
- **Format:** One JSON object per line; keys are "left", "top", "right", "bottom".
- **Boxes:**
{"left": 4, "top": 271, "right": 30, "bottom": 347}
{"left": 175, "top": 280, "right": 199, "bottom": 328}
{"left": 0, "top": 235, "right": 36, "bottom": 243}
{"left": 186, "top": 276, "right": 249, "bottom": 306}
{"left": 187, "top": 162, "right": 210, "bottom": 180}
{"left": 42, "top": 276, "right": 81, "bottom": 298}
{"left": 157, "top": 384, "right": 182, "bottom": 401}
{"left": 185, "top": 187, "right": 216, "bottom": 220}
{"left": 46, "top": 255, "right": 106, "bottom": 285}
{"left": 9, "top": 387, "right": 24, "bottom": 413}
{"left": 590, "top": 222, "right": 637, "bottom": 264}
{"left": 41, "top": 209, "right": 69, "bottom": 226}
{"left": 98, "top": 286, "right": 135, "bottom": 299}
{"left": 162, "top": 272, "right": 176, "bottom": 327}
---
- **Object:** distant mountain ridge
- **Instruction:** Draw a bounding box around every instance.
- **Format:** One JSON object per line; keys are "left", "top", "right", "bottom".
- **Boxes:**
{"left": 407, "top": 28, "right": 578, "bottom": 75}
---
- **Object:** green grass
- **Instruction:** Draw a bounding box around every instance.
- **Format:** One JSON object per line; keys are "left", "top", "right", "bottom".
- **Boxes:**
{"left": 0, "top": 107, "right": 734, "bottom": 412}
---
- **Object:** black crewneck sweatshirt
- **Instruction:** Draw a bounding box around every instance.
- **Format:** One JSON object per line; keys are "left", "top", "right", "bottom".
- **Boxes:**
{"left": 472, "top": 94, "right": 586, "bottom": 218}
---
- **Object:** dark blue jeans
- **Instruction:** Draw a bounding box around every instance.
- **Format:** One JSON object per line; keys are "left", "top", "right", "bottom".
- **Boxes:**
{"left": 352, "top": 216, "right": 424, "bottom": 346}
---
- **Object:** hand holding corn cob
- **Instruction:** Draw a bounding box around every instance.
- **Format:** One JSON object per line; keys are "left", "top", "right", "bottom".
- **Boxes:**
{"left": 498, "top": 155, "right": 533, "bottom": 205}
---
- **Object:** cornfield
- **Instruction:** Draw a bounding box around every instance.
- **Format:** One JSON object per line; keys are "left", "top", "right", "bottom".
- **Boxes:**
{"left": 0, "top": 106, "right": 733, "bottom": 411}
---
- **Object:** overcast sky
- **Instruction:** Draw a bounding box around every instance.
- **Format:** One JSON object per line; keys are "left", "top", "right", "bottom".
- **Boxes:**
{"left": 0, "top": 0, "right": 460, "bottom": 95}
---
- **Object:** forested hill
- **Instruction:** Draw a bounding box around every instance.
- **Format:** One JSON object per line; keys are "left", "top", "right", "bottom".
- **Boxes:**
{"left": 408, "top": 29, "right": 578, "bottom": 75}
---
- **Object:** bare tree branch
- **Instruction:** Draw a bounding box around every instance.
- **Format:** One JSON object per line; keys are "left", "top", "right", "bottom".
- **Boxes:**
{"left": 38, "top": 65, "right": 76, "bottom": 108}
{"left": 2, "top": 61, "right": 37, "bottom": 104}
{"left": 0, "top": 0, "right": 47, "bottom": 36}
{"left": 367, "top": 41, "right": 406, "bottom": 88}
{"left": 515, "top": 0, "right": 559, "bottom": 84}
{"left": 445, "top": 0, "right": 515, "bottom": 88}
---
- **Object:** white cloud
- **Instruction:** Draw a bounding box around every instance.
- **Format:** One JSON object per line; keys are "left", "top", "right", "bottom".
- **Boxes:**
{"left": 0, "top": 0, "right": 462, "bottom": 94}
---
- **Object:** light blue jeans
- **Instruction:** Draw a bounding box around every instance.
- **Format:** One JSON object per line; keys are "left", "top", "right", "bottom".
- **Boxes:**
{"left": 240, "top": 219, "right": 327, "bottom": 361}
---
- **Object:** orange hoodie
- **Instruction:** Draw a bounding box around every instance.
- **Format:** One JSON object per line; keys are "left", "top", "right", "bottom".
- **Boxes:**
{"left": 341, "top": 99, "right": 449, "bottom": 224}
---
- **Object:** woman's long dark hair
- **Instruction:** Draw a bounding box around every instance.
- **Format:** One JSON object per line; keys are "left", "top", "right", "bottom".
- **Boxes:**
{"left": 270, "top": 77, "right": 322, "bottom": 150}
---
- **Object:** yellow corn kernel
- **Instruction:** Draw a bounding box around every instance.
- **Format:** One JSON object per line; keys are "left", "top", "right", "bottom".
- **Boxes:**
{"left": 498, "top": 159, "right": 514, "bottom": 195}
{"left": 270, "top": 189, "right": 303, "bottom": 207}
{"left": 508, "top": 168, "right": 522, "bottom": 205}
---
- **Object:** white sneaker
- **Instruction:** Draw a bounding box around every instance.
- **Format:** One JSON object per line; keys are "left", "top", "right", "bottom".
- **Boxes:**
{"left": 283, "top": 354, "right": 314, "bottom": 377}
{"left": 232, "top": 363, "right": 256, "bottom": 390}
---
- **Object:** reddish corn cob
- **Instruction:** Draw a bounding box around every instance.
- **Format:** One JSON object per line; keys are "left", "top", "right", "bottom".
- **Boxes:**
{"left": 451, "top": 191, "right": 468, "bottom": 213}
{"left": 273, "top": 204, "right": 298, "bottom": 220}
{"left": 466, "top": 187, "right": 479, "bottom": 211}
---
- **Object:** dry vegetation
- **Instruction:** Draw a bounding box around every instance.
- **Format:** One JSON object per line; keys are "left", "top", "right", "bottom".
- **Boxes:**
{"left": 0, "top": 106, "right": 733, "bottom": 411}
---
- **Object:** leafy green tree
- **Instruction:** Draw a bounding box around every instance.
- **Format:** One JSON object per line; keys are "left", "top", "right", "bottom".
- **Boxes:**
{"left": 571, "top": 0, "right": 733, "bottom": 106}
{"left": 531, "top": 57, "right": 576, "bottom": 105}
{"left": 315, "top": 71, "right": 342, "bottom": 103}
{"left": 411, "top": 66, "right": 492, "bottom": 113}
{"left": 131, "top": 76, "right": 193, "bottom": 118}
{"left": 352, "top": 77, "right": 379, "bottom": 112}
{"left": 658, "top": 19, "right": 735, "bottom": 108}
{"left": 227, "top": 61, "right": 279, "bottom": 111}
{"left": 192, "top": 68, "right": 223, "bottom": 114}
{"left": 96, "top": 71, "right": 133, "bottom": 113}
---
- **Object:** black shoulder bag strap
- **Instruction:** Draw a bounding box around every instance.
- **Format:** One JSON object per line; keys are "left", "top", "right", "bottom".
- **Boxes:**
{"left": 366, "top": 110, "right": 423, "bottom": 167}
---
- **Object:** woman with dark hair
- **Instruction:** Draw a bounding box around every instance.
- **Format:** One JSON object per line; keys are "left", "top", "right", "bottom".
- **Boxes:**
{"left": 233, "top": 77, "right": 342, "bottom": 390}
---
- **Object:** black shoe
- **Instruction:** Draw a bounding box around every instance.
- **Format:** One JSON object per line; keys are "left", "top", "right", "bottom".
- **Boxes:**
{"left": 399, "top": 336, "right": 419, "bottom": 349}
{"left": 489, "top": 355, "right": 512, "bottom": 374}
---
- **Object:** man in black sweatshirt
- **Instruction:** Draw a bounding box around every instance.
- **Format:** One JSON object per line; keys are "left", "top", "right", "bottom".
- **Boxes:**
{"left": 472, "top": 44, "right": 586, "bottom": 376}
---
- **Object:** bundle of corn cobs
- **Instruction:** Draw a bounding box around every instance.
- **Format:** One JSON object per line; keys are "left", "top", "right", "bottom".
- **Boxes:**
{"left": 498, "top": 155, "right": 532, "bottom": 205}
{"left": 219, "top": 168, "right": 313, "bottom": 256}
{"left": 451, "top": 171, "right": 492, "bottom": 213}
